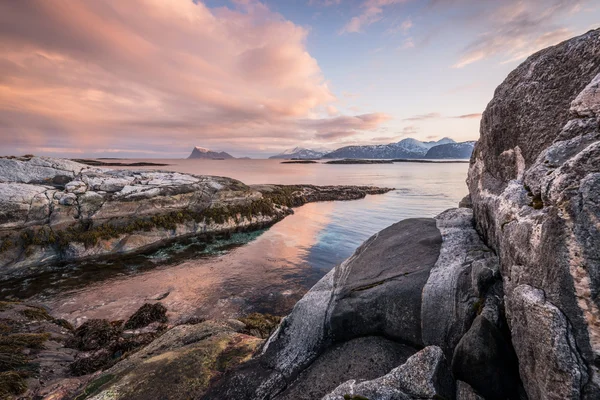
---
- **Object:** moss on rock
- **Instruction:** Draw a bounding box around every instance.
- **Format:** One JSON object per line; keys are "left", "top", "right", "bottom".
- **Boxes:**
{"left": 238, "top": 313, "right": 282, "bottom": 339}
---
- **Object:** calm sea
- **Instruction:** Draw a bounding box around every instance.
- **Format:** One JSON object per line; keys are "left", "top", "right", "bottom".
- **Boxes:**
{"left": 5, "top": 159, "right": 469, "bottom": 324}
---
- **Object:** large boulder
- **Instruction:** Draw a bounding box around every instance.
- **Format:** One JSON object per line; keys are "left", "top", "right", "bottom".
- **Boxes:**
{"left": 467, "top": 28, "right": 600, "bottom": 398}
{"left": 203, "top": 210, "right": 505, "bottom": 399}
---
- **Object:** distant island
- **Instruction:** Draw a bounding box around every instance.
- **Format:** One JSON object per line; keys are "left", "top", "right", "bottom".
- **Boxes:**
{"left": 188, "top": 146, "right": 235, "bottom": 159}
{"left": 325, "top": 159, "right": 393, "bottom": 164}
{"left": 72, "top": 159, "right": 170, "bottom": 167}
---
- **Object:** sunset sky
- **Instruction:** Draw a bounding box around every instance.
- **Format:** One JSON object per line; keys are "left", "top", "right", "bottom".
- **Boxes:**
{"left": 0, "top": 0, "right": 598, "bottom": 158}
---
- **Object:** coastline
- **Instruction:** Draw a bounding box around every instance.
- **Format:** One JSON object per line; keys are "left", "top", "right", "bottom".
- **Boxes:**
{"left": 0, "top": 156, "right": 393, "bottom": 280}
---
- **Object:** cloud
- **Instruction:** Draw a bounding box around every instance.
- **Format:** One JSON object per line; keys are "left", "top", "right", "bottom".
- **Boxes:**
{"left": 452, "top": 0, "right": 584, "bottom": 68}
{"left": 399, "top": 37, "right": 415, "bottom": 49}
{"left": 0, "top": 0, "right": 388, "bottom": 157}
{"left": 371, "top": 125, "right": 418, "bottom": 142}
{"left": 403, "top": 112, "right": 482, "bottom": 121}
{"left": 341, "top": 0, "right": 408, "bottom": 33}
{"left": 309, "top": 0, "right": 342, "bottom": 6}
{"left": 387, "top": 17, "right": 413, "bottom": 34}
{"left": 403, "top": 112, "right": 442, "bottom": 121}
{"left": 452, "top": 113, "right": 482, "bottom": 119}
{"left": 308, "top": 112, "right": 392, "bottom": 140}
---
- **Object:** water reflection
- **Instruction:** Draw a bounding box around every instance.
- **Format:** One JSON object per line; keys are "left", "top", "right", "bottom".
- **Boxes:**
{"left": 3, "top": 160, "right": 469, "bottom": 324}
{"left": 37, "top": 202, "right": 334, "bottom": 324}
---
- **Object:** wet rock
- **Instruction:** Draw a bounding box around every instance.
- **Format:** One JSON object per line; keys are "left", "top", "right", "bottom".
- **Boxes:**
{"left": 322, "top": 346, "right": 454, "bottom": 400}
{"left": 238, "top": 313, "right": 282, "bottom": 339}
{"left": 68, "top": 319, "right": 122, "bottom": 351}
{"left": 123, "top": 302, "right": 168, "bottom": 330}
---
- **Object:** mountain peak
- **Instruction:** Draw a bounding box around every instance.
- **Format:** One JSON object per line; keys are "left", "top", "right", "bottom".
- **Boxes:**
{"left": 188, "top": 146, "right": 234, "bottom": 159}
{"left": 269, "top": 147, "right": 327, "bottom": 159}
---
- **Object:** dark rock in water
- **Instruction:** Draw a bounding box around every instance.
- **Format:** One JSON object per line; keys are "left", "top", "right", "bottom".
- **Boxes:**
{"left": 458, "top": 194, "right": 472, "bottom": 208}
{"left": 51, "top": 174, "right": 73, "bottom": 188}
{"left": 70, "top": 348, "right": 115, "bottom": 376}
{"left": 275, "top": 336, "right": 417, "bottom": 400}
{"left": 325, "top": 159, "right": 393, "bottom": 164}
{"left": 124, "top": 303, "right": 168, "bottom": 330}
{"left": 451, "top": 315, "right": 520, "bottom": 400}
{"left": 468, "top": 28, "right": 600, "bottom": 398}
{"left": 68, "top": 319, "right": 122, "bottom": 351}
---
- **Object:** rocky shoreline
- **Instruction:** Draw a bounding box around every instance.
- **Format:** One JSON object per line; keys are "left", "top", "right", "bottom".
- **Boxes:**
{"left": 0, "top": 28, "right": 599, "bottom": 400}
{"left": 0, "top": 156, "right": 391, "bottom": 280}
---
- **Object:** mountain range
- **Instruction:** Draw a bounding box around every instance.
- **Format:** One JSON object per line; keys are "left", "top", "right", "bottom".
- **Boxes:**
{"left": 285, "top": 138, "right": 473, "bottom": 160}
{"left": 188, "top": 138, "right": 475, "bottom": 160}
{"left": 268, "top": 147, "right": 327, "bottom": 160}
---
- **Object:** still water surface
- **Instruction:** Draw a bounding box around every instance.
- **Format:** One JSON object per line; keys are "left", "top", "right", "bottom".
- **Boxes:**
{"left": 7, "top": 159, "right": 469, "bottom": 324}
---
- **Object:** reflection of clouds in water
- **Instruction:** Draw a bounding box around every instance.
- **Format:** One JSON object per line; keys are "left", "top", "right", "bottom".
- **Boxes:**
{"left": 47, "top": 201, "right": 335, "bottom": 324}
{"left": 42, "top": 161, "right": 469, "bottom": 325}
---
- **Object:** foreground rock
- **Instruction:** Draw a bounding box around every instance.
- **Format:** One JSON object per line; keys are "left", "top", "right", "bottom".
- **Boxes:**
{"left": 0, "top": 156, "right": 391, "bottom": 279}
{"left": 322, "top": 346, "right": 454, "bottom": 400}
{"left": 202, "top": 30, "right": 600, "bottom": 400}
{"left": 467, "top": 28, "right": 600, "bottom": 398}
{"left": 0, "top": 300, "right": 273, "bottom": 400}
{"left": 202, "top": 209, "right": 516, "bottom": 399}
{"left": 82, "top": 320, "right": 263, "bottom": 400}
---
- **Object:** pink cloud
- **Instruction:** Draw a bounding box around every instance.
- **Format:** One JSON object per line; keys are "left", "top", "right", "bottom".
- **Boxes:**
{"left": 341, "top": 0, "right": 408, "bottom": 33}
{"left": 0, "top": 0, "right": 387, "bottom": 157}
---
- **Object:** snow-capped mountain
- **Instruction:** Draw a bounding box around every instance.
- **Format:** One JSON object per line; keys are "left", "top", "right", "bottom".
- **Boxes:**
{"left": 187, "top": 146, "right": 235, "bottom": 159}
{"left": 269, "top": 147, "right": 327, "bottom": 159}
{"left": 322, "top": 137, "right": 461, "bottom": 159}
{"left": 424, "top": 141, "right": 475, "bottom": 159}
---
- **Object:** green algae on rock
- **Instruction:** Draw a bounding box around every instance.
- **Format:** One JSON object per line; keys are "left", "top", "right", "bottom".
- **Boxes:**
{"left": 0, "top": 157, "right": 392, "bottom": 279}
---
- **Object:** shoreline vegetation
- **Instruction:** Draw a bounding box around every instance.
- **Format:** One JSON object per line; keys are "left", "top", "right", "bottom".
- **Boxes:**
{"left": 0, "top": 156, "right": 393, "bottom": 280}
{"left": 72, "top": 159, "right": 170, "bottom": 167}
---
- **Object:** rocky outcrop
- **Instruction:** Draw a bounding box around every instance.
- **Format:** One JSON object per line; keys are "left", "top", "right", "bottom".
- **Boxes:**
{"left": 82, "top": 320, "right": 263, "bottom": 400}
{"left": 202, "top": 29, "right": 600, "bottom": 400}
{"left": 0, "top": 156, "right": 391, "bottom": 279}
{"left": 202, "top": 209, "right": 515, "bottom": 399}
{"left": 188, "top": 146, "right": 235, "bottom": 159}
{"left": 467, "top": 28, "right": 600, "bottom": 398}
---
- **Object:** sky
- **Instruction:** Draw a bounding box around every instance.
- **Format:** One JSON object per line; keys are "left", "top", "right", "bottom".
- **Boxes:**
{"left": 0, "top": 0, "right": 598, "bottom": 158}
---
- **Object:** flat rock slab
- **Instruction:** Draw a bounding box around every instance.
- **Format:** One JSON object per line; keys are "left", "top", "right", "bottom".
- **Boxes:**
{"left": 275, "top": 336, "right": 417, "bottom": 400}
